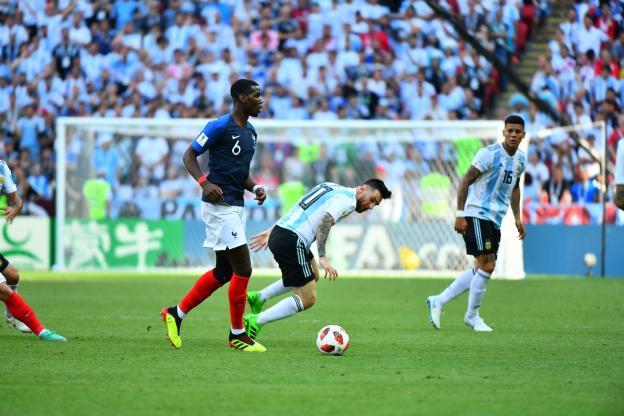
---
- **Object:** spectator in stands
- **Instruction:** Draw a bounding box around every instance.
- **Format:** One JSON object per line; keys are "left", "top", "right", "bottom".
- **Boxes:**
{"left": 135, "top": 135, "right": 169, "bottom": 184}
{"left": 15, "top": 103, "right": 44, "bottom": 162}
{"left": 542, "top": 165, "right": 571, "bottom": 204}
{"left": 159, "top": 165, "right": 185, "bottom": 199}
{"left": 52, "top": 27, "right": 80, "bottom": 80}
{"left": 571, "top": 166, "right": 600, "bottom": 203}
{"left": 526, "top": 151, "right": 550, "bottom": 188}
{"left": 575, "top": 13, "right": 608, "bottom": 56}
{"left": 92, "top": 133, "right": 119, "bottom": 188}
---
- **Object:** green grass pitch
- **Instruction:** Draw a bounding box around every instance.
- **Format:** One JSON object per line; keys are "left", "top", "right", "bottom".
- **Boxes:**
{"left": 1, "top": 273, "right": 623, "bottom": 416}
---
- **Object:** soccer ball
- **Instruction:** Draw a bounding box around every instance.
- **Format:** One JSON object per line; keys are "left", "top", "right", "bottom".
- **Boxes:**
{"left": 583, "top": 252, "right": 597, "bottom": 268}
{"left": 316, "top": 325, "right": 350, "bottom": 355}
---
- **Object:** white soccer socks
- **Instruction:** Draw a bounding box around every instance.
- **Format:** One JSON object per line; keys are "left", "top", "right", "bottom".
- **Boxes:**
{"left": 257, "top": 295, "right": 304, "bottom": 325}
{"left": 260, "top": 279, "right": 291, "bottom": 302}
{"left": 436, "top": 268, "right": 476, "bottom": 306}
{"left": 465, "top": 270, "right": 493, "bottom": 332}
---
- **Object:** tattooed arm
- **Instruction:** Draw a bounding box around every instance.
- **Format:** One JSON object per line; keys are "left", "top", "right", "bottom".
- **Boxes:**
{"left": 615, "top": 185, "right": 624, "bottom": 211}
{"left": 455, "top": 166, "right": 482, "bottom": 234}
{"left": 4, "top": 190, "right": 22, "bottom": 224}
{"left": 316, "top": 213, "right": 338, "bottom": 280}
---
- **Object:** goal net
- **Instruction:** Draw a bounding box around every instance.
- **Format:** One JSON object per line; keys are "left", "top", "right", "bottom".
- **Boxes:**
{"left": 56, "top": 118, "right": 525, "bottom": 278}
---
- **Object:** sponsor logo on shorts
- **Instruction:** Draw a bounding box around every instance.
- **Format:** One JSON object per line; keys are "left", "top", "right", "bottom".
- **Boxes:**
{"left": 485, "top": 240, "right": 492, "bottom": 250}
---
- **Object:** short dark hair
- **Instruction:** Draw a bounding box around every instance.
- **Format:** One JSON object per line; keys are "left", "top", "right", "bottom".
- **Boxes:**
{"left": 364, "top": 179, "right": 392, "bottom": 199}
{"left": 505, "top": 114, "right": 525, "bottom": 127}
{"left": 230, "top": 79, "right": 259, "bottom": 102}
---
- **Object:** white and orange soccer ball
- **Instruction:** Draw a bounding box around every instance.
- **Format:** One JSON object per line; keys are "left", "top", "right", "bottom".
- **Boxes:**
{"left": 316, "top": 325, "right": 350, "bottom": 355}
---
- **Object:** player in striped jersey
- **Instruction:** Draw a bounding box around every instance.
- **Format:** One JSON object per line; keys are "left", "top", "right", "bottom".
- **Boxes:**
{"left": 243, "top": 179, "right": 392, "bottom": 340}
{"left": 427, "top": 115, "right": 528, "bottom": 332}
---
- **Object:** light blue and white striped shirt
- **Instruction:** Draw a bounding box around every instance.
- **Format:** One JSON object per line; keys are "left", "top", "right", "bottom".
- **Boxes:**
{"left": 464, "top": 143, "right": 527, "bottom": 228}
{"left": 277, "top": 182, "right": 357, "bottom": 249}
{"left": 0, "top": 160, "right": 17, "bottom": 195}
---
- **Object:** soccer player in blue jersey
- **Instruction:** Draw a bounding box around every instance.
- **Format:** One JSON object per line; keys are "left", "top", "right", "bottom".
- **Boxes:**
{"left": 242, "top": 179, "right": 392, "bottom": 341}
{"left": 427, "top": 115, "right": 528, "bottom": 332}
{"left": 161, "top": 79, "right": 268, "bottom": 352}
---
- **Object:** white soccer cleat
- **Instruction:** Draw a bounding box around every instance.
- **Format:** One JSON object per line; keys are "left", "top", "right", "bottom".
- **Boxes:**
{"left": 426, "top": 296, "right": 442, "bottom": 330}
{"left": 464, "top": 315, "right": 493, "bottom": 332}
{"left": 5, "top": 311, "right": 32, "bottom": 333}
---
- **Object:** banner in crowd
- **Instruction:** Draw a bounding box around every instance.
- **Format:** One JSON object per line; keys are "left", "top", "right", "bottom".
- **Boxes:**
{"left": 524, "top": 202, "right": 623, "bottom": 225}
{"left": 0, "top": 217, "right": 50, "bottom": 270}
{"left": 183, "top": 220, "right": 471, "bottom": 273}
{"left": 64, "top": 219, "right": 185, "bottom": 269}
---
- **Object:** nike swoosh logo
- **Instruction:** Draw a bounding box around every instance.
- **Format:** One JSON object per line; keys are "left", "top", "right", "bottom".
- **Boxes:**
{"left": 232, "top": 135, "right": 240, "bottom": 140}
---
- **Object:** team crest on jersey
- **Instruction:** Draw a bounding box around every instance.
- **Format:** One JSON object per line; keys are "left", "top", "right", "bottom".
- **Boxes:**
{"left": 196, "top": 132, "right": 209, "bottom": 146}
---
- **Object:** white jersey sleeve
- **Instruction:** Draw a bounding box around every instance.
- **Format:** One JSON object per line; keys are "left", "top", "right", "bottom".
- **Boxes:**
{"left": 472, "top": 147, "right": 493, "bottom": 173}
{"left": 616, "top": 139, "right": 624, "bottom": 185}
{"left": 0, "top": 161, "right": 17, "bottom": 194}
{"left": 276, "top": 183, "right": 357, "bottom": 248}
{"left": 325, "top": 195, "right": 356, "bottom": 223}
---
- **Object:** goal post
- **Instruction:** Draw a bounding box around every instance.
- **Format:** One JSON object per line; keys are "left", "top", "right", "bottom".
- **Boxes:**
{"left": 55, "top": 117, "right": 526, "bottom": 278}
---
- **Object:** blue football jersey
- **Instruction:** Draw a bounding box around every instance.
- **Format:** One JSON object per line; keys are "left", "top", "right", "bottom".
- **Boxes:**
{"left": 191, "top": 114, "right": 258, "bottom": 206}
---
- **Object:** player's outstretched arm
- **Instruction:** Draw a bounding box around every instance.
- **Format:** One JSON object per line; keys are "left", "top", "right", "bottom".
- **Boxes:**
{"left": 4, "top": 191, "right": 22, "bottom": 224}
{"left": 455, "top": 166, "right": 482, "bottom": 235}
{"left": 249, "top": 225, "right": 274, "bottom": 252}
{"left": 511, "top": 180, "right": 526, "bottom": 239}
{"left": 183, "top": 146, "right": 223, "bottom": 201}
{"left": 316, "top": 213, "right": 338, "bottom": 280}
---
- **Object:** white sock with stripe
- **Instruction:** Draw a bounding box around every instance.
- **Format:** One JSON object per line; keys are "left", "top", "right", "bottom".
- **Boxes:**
{"left": 466, "top": 269, "right": 491, "bottom": 318}
{"left": 257, "top": 295, "right": 304, "bottom": 325}
{"left": 259, "top": 279, "right": 291, "bottom": 302}
{"left": 437, "top": 268, "right": 475, "bottom": 306}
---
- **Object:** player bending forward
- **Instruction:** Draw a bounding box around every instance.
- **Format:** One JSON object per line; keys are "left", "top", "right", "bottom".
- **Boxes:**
{"left": 427, "top": 115, "right": 527, "bottom": 332}
{"left": 0, "top": 160, "right": 65, "bottom": 341}
{"left": 243, "top": 179, "right": 392, "bottom": 340}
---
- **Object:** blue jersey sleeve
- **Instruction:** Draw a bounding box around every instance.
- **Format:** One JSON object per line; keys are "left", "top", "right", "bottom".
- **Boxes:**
{"left": 191, "top": 118, "right": 227, "bottom": 155}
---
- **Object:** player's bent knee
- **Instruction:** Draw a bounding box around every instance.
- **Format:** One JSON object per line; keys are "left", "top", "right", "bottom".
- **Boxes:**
{"left": 233, "top": 265, "right": 252, "bottom": 277}
{"left": 214, "top": 272, "right": 232, "bottom": 285}
{"left": 4, "top": 267, "right": 19, "bottom": 285}
{"left": 302, "top": 292, "right": 317, "bottom": 309}
{"left": 481, "top": 262, "right": 496, "bottom": 274}
{"left": 230, "top": 261, "right": 252, "bottom": 277}
{"left": 0, "top": 282, "right": 12, "bottom": 300}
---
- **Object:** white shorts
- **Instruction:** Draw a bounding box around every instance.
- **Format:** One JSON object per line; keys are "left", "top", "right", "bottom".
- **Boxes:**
{"left": 201, "top": 202, "right": 247, "bottom": 251}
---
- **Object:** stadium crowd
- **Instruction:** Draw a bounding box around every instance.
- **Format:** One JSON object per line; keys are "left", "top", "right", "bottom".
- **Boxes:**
{"left": 2, "top": 0, "right": 622, "bottom": 225}
{"left": 518, "top": 0, "right": 623, "bottom": 224}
